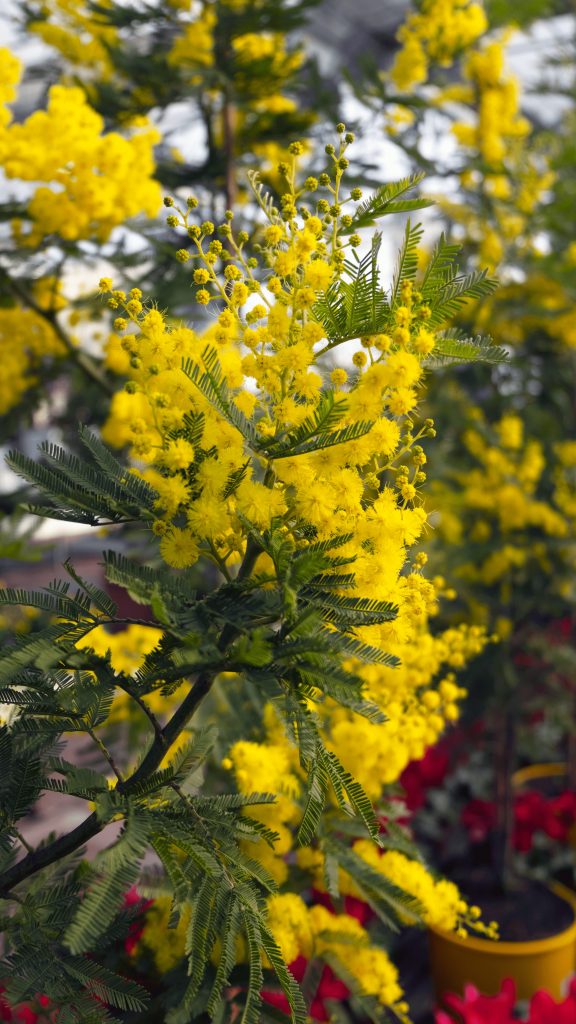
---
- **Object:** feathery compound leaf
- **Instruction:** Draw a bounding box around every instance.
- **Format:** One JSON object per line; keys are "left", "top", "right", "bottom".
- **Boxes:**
{"left": 321, "top": 749, "right": 379, "bottom": 838}
{"left": 64, "top": 811, "right": 149, "bottom": 954}
{"left": 265, "top": 389, "right": 347, "bottom": 457}
{"left": 0, "top": 584, "right": 95, "bottom": 622}
{"left": 425, "top": 329, "right": 508, "bottom": 366}
{"left": 77, "top": 426, "right": 158, "bottom": 509}
{"left": 296, "top": 752, "right": 329, "bottom": 846}
{"left": 391, "top": 219, "right": 425, "bottom": 306}
{"left": 319, "top": 628, "right": 400, "bottom": 668}
{"left": 7, "top": 435, "right": 157, "bottom": 525}
{"left": 313, "top": 235, "right": 390, "bottom": 347}
{"left": 0, "top": 625, "right": 77, "bottom": 685}
{"left": 62, "top": 959, "right": 148, "bottom": 1013}
{"left": 102, "top": 549, "right": 190, "bottom": 607}
{"left": 184, "top": 877, "right": 222, "bottom": 1000}
{"left": 62, "top": 560, "right": 118, "bottom": 618}
{"left": 344, "top": 172, "right": 433, "bottom": 232}
{"left": 260, "top": 924, "right": 308, "bottom": 1024}
{"left": 182, "top": 347, "right": 259, "bottom": 449}
{"left": 428, "top": 268, "right": 498, "bottom": 327}
{"left": 303, "top": 590, "right": 398, "bottom": 627}
{"left": 240, "top": 911, "right": 265, "bottom": 1024}
{"left": 420, "top": 233, "right": 462, "bottom": 297}
{"left": 274, "top": 419, "right": 374, "bottom": 459}
{"left": 206, "top": 899, "right": 242, "bottom": 1016}
{"left": 325, "top": 839, "right": 425, "bottom": 929}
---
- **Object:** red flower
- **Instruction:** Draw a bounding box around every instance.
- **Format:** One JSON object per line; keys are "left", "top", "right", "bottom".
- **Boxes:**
{"left": 436, "top": 979, "right": 517, "bottom": 1023}
{"left": 400, "top": 746, "right": 450, "bottom": 811}
{"left": 262, "top": 956, "right": 350, "bottom": 1021}
{"left": 435, "top": 979, "right": 576, "bottom": 1023}
{"left": 461, "top": 799, "right": 496, "bottom": 842}
{"left": 343, "top": 895, "right": 372, "bottom": 926}
{"left": 14, "top": 1010, "right": 38, "bottom": 1024}
{"left": 122, "top": 886, "right": 153, "bottom": 954}
{"left": 461, "top": 789, "right": 576, "bottom": 852}
{"left": 544, "top": 792, "right": 576, "bottom": 842}
{"left": 527, "top": 978, "right": 576, "bottom": 1023}
{"left": 0, "top": 986, "right": 13, "bottom": 1023}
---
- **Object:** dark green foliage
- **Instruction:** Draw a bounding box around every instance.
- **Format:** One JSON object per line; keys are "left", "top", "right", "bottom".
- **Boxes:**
{"left": 0, "top": 424, "right": 416, "bottom": 1023}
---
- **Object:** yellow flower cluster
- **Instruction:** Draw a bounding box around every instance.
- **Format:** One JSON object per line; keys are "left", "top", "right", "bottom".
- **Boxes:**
{"left": 97, "top": 134, "right": 488, "bottom": 853}
{"left": 167, "top": 4, "right": 302, "bottom": 99}
{"left": 0, "top": 52, "right": 161, "bottom": 244}
{"left": 223, "top": 705, "right": 302, "bottom": 885}
{"left": 433, "top": 409, "right": 574, "bottom": 596}
{"left": 442, "top": 37, "right": 552, "bottom": 268}
{"left": 221, "top": 618, "right": 485, "bottom": 879}
{"left": 474, "top": 274, "right": 576, "bottom": 350}
{"left": 95, "top": 137, "right": 495, "bottom": 1011}
{"left": 167, "top": 5, "right": 216, "bottom": 73}
{"left": 326, "top": 622, "right": 485, "bottom": 796}
{"left": 391, "top": 0, "right": 487, "bottom": 90}
{"left": 0, "top": 47, "right": 20, "bottom": 138}
{"left": 276, "top": 897, "right": 407, "bottom": 1013}
{"left": 27, "top": 0, "right": 118, "bottom": 80}
{"left": 137, "top": 897, "right": 191, "bottom": 975}
{"left": 452, "top": 39, "right": 531, "bottom": 167}
{"left": 346, "top": 841, "right": 482, "bottom": 934}
{"left": 0, "top": 307, "right": 66, "bottom": 416}
{"left": 100, "top": 164, "right": 443, "bottom": 582}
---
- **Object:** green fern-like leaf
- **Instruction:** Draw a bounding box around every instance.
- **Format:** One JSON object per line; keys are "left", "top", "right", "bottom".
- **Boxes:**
{"left": 62, "top": 958, "right": 148, "bottom": 1013}
{"left": 425, "top": 329, "right": 508, "bottom": 366}
{"left": 272, "top": 419, "right": 374, "bottom": 459}
{"left": 265, "top": 389, "right": 346, "bottom": 457}
{"left": 420, "top": 233, "right": 462, "bottom": 297}
{"left": 182, "top": 347, "right": 259, "bottom": 449}
{"left": 313, "top": 235, "right": 390, "bottom": 347}
{"left": 64, "top": 811, "right": 150, "bottom": 954}
{"left": 344, "top": 172, "right": 434, "bottom": 232}
{"left": 391, "top": 219, "right": 425, "bottom": 307}
{"left": 428, "top": 268, "right": 498, "bottom": 327}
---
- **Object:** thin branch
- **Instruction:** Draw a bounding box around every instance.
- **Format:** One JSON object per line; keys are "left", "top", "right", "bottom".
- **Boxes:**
{"left": 14, "top": 829, "right": 34, "bottom": 855}
{"left": 0, "top": 534, "right": 263, "bottom": 898}
{"left": 114, "top": 681, "right": 165, "bottom": 743}
{"left": 86, "top": 725, "right": 124, "bottom": 783}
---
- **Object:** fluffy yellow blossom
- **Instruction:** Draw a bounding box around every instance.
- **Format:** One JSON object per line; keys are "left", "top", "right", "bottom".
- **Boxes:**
{"left": 167, "top": 6, "right": 216, "bottom": 71}
{"left": 0, "top": 307, "right": 66, "bottom": 415}
{"left": 391, "top": 0, "right": 487, "bottom": 90}
{"left": 160, "top": 528, "right": 200, "bottom": 569}
{"left": 349, "top": 841, "right": 469, "bottom": 932}
{"left": 27, "top": 0, "right": 118, "bottom": 79}
{"left": 1, "top": 69, "right": 161, "bottom": 243}
{"left": 453, "top": 39, "right": 531, "bottom": 169}
{"left": 138, "top": 898, "right": 190, "bottom": 974}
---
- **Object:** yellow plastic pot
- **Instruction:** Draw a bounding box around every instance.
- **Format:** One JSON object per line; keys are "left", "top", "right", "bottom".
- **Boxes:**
{"left": 513, "top": 762, "right": 576, "bottom": 848}
{"left": 513, "top": 762, "right": 567, "bottom": 789}
{"left": 429, "top": 882, "right": 576, "bottom": 1001}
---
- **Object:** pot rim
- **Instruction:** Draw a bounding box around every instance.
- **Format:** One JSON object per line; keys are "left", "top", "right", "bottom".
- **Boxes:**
{"left": 429, "top": 882, "right": 576, "bottom": 955}
{"left": 512, "top": 762, "right": 566, "bottom": 788}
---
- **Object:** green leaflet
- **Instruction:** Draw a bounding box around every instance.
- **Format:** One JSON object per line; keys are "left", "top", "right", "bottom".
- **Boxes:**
{"left": 342, "top": 172, "right": 434, "bottom": 233}
{"left": 64, "top": 811, "right": 150, "bottom": 954}
{"left": 313, "top": 235, "right": 390, "bottom": 347}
